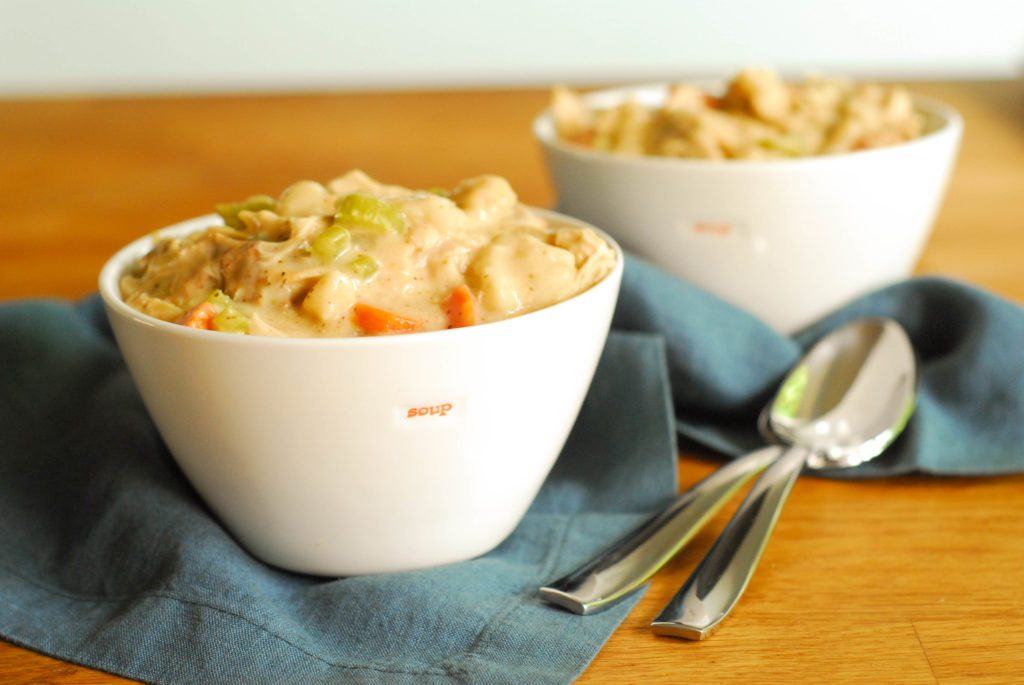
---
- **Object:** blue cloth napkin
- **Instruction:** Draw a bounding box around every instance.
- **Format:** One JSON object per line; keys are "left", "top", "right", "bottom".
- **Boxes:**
{"left": 613, "top": 255, "right": 1024, "bottom": 477}
{"left": 0, "top": 296, "right": 677, "bottom": 685}
{"left": 3, "top": 255, "right": 1024, "bottom": 685}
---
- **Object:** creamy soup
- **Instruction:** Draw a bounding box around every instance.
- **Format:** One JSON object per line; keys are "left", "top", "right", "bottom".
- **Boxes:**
{"left": 553, "top": 68, "right": 925, "bottom": 160}
{"left": 120, "top": 172, "right": 614, "bottom": 337}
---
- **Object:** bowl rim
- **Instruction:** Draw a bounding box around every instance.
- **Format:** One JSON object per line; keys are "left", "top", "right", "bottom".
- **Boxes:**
{"left": 98, "top": 208, "right": 624, "bottom": 348}
{"left": 533, "top": 81, "right": 964, "bottom": 170}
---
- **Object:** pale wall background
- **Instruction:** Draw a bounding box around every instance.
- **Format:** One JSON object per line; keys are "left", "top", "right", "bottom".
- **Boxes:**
{"left": 2, "top": 0, "right": 1022, "bottom": 96}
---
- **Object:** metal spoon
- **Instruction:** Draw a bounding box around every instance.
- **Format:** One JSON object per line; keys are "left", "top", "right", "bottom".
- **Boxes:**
{"left": 539, "top": 317, "right": 908, "bottom": 616}
{"left": 651, "top": 318, "right": 916, "bottom": 639}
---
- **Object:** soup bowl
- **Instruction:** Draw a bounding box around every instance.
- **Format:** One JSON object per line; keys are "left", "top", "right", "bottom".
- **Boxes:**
{"left": 99, "top": 210, "right": 623, "bottom": 575}
{"left": 535, "top": 84, "right": 962, "bottom": 332}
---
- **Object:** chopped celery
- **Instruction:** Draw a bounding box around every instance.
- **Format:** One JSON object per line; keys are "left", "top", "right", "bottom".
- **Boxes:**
{"left": 349, "top": 253, "right": 379, "bottom": 279}
{"left": 207, "top": 289, "right": 232, "bottom": 309}
{"left": 334, "top": 194, "right": 406, "bottom": 234}
{"left": 205, "top": 289, "right": 249, "bottom": 334}
{"left": 426, "top": 187, "right": 449, "bottom": 197}
{"left": 243, "top": 195, "right": 276, "bottom": 212}
{"left": 757, "top": 136, "right": 805, "bottom": 157}
{"left": 216, "top": 194, "right": 276, "bottom": 229}
{"left": 311, "top": 224, "right": 352, "bottom": 262}
{"left": 215, "top": 202, "right": 245, "bottom": 229}
{"left": 213, "top": 307, "right": 250, "bottom": 334}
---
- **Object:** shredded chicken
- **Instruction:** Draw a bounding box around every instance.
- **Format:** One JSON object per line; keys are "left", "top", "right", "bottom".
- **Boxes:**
{"left": 553, "top": 68, "right": 925, "bottom": 160}
{"left": 120, "top": 172, "right": 615, "bottom": 337}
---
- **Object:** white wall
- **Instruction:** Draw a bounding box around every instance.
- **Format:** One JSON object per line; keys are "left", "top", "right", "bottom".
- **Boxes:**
{"left": 1, "top": 0, "right": 1021, "bottom": 96}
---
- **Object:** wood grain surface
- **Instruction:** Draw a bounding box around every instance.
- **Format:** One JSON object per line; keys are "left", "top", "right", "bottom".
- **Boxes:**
{"left": 1, "top": 81, "right": 1022, "bottom": 684}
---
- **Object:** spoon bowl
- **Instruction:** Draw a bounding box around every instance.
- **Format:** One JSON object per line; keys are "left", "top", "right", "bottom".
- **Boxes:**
{"left": 762, "top": 319, "right": 917, "bottom": 468}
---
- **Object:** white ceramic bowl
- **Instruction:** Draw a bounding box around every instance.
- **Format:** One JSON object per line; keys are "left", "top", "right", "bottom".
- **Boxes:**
{"left": 535, "top": 84, "right": 962, "bottom": 333}
{"left": 99, "top": 211, "right": 623, "bottom": 576}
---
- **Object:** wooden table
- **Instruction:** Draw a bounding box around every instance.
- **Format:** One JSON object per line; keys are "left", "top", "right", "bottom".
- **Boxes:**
{"left": 2, "top": 81, "right": 1022, "bottom": 684}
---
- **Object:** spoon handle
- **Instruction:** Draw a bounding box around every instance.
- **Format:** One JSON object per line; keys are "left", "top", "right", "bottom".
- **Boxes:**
{"left": 651, "top": 445, "right": 809, "bottom": 639}
{"left": 539, "top": 446, "right": 781, "bottom": 615}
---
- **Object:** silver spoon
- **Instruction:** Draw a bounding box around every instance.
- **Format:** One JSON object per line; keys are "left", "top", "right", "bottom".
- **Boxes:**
{"left": 539, "top": 317, "right": 908, "bottom": 615}
{"left": 651, "top": 317, "right": 916, "bottom": 639}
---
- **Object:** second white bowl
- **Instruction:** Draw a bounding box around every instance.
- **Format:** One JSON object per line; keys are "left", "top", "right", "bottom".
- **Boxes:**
{"left": 535, "top": 84, "right": 962, "bottom": 332}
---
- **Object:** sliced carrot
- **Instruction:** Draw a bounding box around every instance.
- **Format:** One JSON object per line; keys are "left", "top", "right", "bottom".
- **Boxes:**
{"left": 566, "top": 131, "right": 596, "bottom": 147}
{"left": 443, "top": 284, "right": 476, "bottom": 329}
{"left": 353, "top": 303, "right": 422, "bottom": 335}
{"left": 178, "top": 302, "right": 216, "bottom": 330}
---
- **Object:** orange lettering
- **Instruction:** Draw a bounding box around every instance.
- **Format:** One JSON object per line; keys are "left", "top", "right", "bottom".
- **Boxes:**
{"left": 405, "top": 402, "right": 456, "bottom": 419}
{"left": 692, "top": 222, "right": 731, "bottom": 236}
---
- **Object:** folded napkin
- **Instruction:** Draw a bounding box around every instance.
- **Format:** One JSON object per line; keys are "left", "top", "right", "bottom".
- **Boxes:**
{"left": 614, "top": 254, "right": 1024, "bottom": 477}
{"left": 0, "top": 297, "right": 677, "bottom": 685}
{"left": 3, "top": 256, "right": 1023, "bottom": 685}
